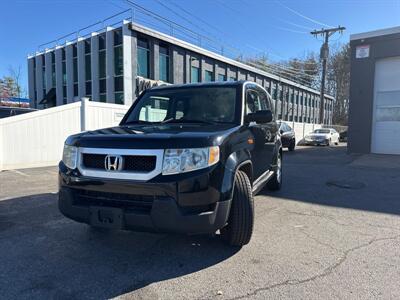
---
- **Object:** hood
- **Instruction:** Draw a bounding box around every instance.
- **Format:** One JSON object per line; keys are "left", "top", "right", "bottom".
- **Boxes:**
{"left": 66, "top": 123, "right": 239, "bottom": 149}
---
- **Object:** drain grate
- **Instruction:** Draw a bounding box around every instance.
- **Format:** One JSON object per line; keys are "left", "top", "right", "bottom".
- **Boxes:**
{"left": 326, "top": 180, "right": 366, "bottom": 189}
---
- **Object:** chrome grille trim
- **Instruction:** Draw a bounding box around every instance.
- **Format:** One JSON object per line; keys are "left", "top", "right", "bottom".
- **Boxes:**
{"left": 77, "top": 147, "right": 164, "bottom": 181}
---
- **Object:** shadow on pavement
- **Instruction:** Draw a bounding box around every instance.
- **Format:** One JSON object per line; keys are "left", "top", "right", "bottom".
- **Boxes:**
{"left": 260, "top": 144, "right": 400, "bottom": 216}
{"left": 0, "top": 193, "right": 239, "bottom": 299}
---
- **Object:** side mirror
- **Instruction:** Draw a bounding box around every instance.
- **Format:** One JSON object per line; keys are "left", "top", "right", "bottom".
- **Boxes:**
{"left": 245, "top": 110, "right": 273, "bottom": 124}
{"left": 280, "top": 129, "right": 284, "bottom": 134}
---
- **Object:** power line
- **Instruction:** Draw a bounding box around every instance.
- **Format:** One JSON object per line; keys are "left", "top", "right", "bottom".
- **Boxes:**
{"left": 124, "top": 0, "right": 242, "bottom": 56}
{"left": 125, "top": 0, "right": 320, "bottom": 88}
{"left": 153, "top": 0, "right": 214, "bottom": 37}
{"left": 275, "top": 0, "right": 333, "bottom": 28}
{"left": 275, "top": 26, "right": 308, "bottom": 34}
{"left": 245, "top": 60, "right": 318, "bottom": 87}
{"left": 275, "top": 18, "right": 314, "bottom": 31}
{"left": 169, "top": 1, "right": 225, "bottom": 36}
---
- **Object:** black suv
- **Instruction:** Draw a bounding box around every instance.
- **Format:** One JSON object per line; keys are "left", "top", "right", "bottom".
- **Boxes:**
{"left": 59, "top": 81, "right": 282, "bottom": 246}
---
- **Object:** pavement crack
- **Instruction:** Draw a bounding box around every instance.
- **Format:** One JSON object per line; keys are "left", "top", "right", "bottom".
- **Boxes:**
{"left": 228, "top": 235, "right": 400, "bottom": 300}
{"left": 284, "top": 209, "right": 351, "bottom": 227}
{"left": 298, "top": 229, "right": 340, "bottom": 252}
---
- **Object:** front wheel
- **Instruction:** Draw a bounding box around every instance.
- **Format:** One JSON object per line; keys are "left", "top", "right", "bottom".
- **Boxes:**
{"left": 266, "top": 152, "right": 282, "bottom": 191}
{"left": 220, "top": 171, "right": 254, "bottom": 247}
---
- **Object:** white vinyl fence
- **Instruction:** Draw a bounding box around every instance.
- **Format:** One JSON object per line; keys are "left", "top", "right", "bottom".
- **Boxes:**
{"left": 0, "top": 99, "right": 129, "bottom": 171}
{"left": 0, "top": 99, "right": 322, "bottom": 171}
{"left": 291, "top": 122, "right": 322, "bottom": 143}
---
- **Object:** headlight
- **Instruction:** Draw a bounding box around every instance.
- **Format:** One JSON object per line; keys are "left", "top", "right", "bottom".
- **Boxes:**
{"left": 62, "top": 144, "right": 78, "bottom": 169}
{"left": 162, "top": 146, "right": 219, "bottom": 175}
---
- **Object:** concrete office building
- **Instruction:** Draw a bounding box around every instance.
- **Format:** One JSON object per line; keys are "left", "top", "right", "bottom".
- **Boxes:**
{"left": 349, "top": 26, "right": 400, "bottom": 155}
{"left": 28, "top": 20, "right": 334, "bottom": 124}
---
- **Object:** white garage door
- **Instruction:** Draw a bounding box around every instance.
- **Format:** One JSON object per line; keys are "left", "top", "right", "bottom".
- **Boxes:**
{"left": 371, "top": 57, "right": 400, "bottom": 154}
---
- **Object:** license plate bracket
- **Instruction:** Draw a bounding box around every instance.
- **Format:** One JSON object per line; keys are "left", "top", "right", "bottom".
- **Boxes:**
{"left": 90, "top": 206, "right": 123, "bottom": 229}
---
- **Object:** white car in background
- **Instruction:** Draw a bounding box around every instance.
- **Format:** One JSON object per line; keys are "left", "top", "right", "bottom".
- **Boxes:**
{"left": 304, "top": 128, "right": 340, "bottom": 146}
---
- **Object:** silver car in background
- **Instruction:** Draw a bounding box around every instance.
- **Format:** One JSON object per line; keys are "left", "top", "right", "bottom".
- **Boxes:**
{"left": 304, "top": 128, "right": 340, "bottom": 146}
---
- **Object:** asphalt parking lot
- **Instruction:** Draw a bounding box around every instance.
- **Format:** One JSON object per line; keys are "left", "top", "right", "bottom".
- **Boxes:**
{"left": 1, "top": 144, "right": 400, "bottom": 299}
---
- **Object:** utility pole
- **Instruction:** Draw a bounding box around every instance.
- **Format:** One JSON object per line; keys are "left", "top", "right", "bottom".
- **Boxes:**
{"left": 311, "top": 26, "right": 345, "bottom": 124}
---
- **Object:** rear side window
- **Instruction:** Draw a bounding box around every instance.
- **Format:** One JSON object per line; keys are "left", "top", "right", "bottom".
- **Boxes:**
{"left": 245, "top": 88, "right": 270, "bottom": 115}
{"left": 257, "top": 87, "right": 272, "bottom": 111}
{"left": 245, "top": 90, "right": 262, "bottom": 114}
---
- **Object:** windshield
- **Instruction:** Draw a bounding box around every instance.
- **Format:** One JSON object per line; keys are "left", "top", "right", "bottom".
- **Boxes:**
{"left": 314, "top": 129, "right": 330, "bottom": 134}
{"left": 122, "top": 86, "right": 239, "bottom": 125}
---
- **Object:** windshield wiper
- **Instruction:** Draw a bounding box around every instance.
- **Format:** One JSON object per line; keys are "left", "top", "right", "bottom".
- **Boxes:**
{"left": 123, "top": 120, "right": 154, "bottom": 125}
{"left": 161, "top": 118, "right": 217, "bottom": 124}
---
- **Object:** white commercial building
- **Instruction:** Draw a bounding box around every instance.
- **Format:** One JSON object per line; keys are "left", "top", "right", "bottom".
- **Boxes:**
{"left": 28, "top": 15, "right": 334, "bottom": 124}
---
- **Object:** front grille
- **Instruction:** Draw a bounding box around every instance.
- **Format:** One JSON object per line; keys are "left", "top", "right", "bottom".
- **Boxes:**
{"left": 82, "top": 153, "right": 156, "bottom": 172}
{"left": 74, "top": 190, "right": 155, "bottom": 213}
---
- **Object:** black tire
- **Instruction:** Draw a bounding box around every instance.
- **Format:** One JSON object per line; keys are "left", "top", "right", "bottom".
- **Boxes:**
{"left": 88, "top": 225, "right": 110, "bottom": 233}
{"left": 266, "top": 152, "right": 282, "bottom": 191}
{"left": 220, "top": 170, "right": 254, "bottom": 247}
{"left": 288, "top": 139, "right": 295, "bottom": 151}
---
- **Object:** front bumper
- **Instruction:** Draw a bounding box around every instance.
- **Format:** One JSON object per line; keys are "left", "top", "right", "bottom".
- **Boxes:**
{"left": 304, "top": 139, "right": 328, "bottom": 145}
{"left": 58, "top": 162, "right": 231, "bottom": 234}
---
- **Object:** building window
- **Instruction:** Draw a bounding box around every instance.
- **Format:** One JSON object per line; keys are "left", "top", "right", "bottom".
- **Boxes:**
{"left": 114, "top": 45, "right": 123, "bottom": 77}
{"left": 218, "top": 74, "right": 226, "bottom": 81}
{"left": 33, "top": 58, "right": 37, "bottom": 104}
{"left": 99, "top": 33, "right": 106, "bottom": 76}
{"left": 114, "top": 28, "right": 122, "bottom": 46}
{"left": 73, "top": 44, "right": 78, "bottom": 97}
{"left": 84, "top": 39, "right": 91, "bottom": 98}
{"left": 62, "top": 49, "right": 66, "bottom": 102}
{"left": 63, "top": 85, "right": 67, "bottom": 104}
{"left": 159, "top": 44, "right": 169, "bottom": 82}
{"left": 204, "top": 70, "right": 213, "bottom": 82}
{"left": 110, "top": 29, "right": 124, "bottom": 104}
{"left": 85, "top": 39, "right": 91, "bottom": 54}
{"left": 51, "top": 52, "right": 55, "bottom": 87}
{"left": 85, "top": 81, "right": 92, "bottom": 97}
{"left": 41, "top": 55, "right": 46, "bottom": 92}
{"left": 191, "top": 65, "right": 200, "bottom": 83}
{"left": 99, "top": 50, "right": 106, "bottom": 80}
{"left": 99, "top": 79, "right": 106, "bottom": 94}
{"left": 99, "top": 33, "right": 106, "bottom": 51}
{"left": 137, "top": 38, "right": 149, "bottom": 78}
{"left": 98, "top": 34, "right": 107, "bottom": 101}
{"left": 115, "top": 92, "right": 124, "bottom": 105}
{"left": 99, "top": 93, "right": 107, "bottom": 102}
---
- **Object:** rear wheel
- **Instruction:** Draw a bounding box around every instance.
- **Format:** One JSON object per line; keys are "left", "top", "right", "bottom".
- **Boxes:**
{"left": 220, "top": 171, "right": 254, "bottom": 247}
{"left": 266, "top": 152, "right": 282, "bottom": 191}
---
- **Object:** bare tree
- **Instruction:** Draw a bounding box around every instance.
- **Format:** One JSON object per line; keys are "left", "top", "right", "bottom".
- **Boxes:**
{"left": 326, "top": 44, "right": 350, "bottom": 125}
{"left": 8, "top": 65, "right": 24, "bottom": 98}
